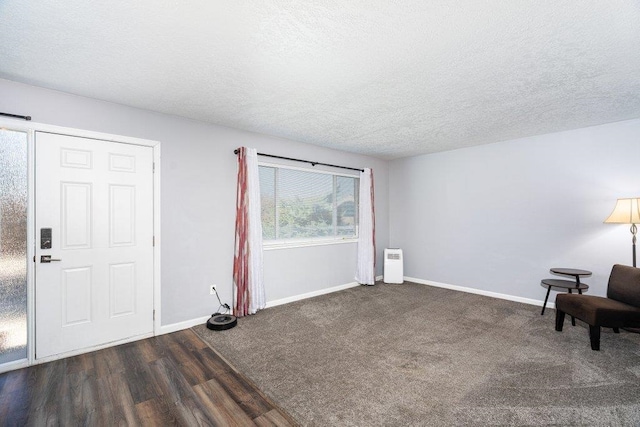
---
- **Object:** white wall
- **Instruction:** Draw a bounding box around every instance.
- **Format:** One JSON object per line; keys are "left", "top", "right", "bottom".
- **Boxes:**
{"left": 389, "top": 119, "right": 640, "bottom": 302}
{"left": 6, "top": 76, "right": 637, "bottom": 324}
{"left": 0, "top": 78, "right": 389, "bottom": 326}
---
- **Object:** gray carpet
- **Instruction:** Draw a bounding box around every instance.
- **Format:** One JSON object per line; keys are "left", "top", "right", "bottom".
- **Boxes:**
{"left": 192, "top": 283, "right": 640, "bottom": 426}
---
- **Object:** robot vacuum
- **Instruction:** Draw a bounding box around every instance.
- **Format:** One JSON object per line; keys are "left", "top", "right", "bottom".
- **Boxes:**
{"left": 206, "top": 313, "right": 238, "bottom": 331}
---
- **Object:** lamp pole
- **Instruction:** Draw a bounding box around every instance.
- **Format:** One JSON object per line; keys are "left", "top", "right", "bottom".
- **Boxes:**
{"left": 632, "top": 223, "right": 637, "bottom": 268}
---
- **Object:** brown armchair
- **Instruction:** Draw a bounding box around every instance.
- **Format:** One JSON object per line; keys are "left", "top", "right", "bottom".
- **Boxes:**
{"left": 555, "top": 264, "right": 640, "bottom": 350}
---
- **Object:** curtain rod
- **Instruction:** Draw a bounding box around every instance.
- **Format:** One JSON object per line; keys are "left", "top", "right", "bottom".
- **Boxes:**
{"left": 233, "top": 149, "right": 364, "bottom": 172}
{"left": 0, "top": 112, "right": 31, "bottom": 121}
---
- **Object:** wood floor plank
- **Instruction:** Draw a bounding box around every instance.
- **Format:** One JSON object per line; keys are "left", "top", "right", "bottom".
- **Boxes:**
{"left": 173, "top": 327, "right": 210, "bottom": 351}
{"left": 169, "top": 351, "right": 213, "bottom": 387}
{"left": 57, "top": 369, "right": 99, "bottom": 426}
{"left": 66, "top": 351, "right": 95, "bottom": 375}
{"left": 137, "top": 336, "right": 169, "bottom": 363}
{"left": 254, "top": 409, "right": 295, "bottom": 427}
{"left": 150, "top": 356, "right": 196, "bottom": 404}
{"left": 135, "top": 397, "right": 179, "bottom": 426}
{"left": 92, "top": 345, "right": 126, "bottom": 378}
{"left": 191, "top": 337, "right": 298, "bottom": 427}
{"left": 0, "top": 329, "right": 296, "bottom": 427}
{"left": 0, "top": 369, "right": 31, "bottom": 426}
{"left": 192, "top": 347, "right": 273, "bottom": 418}
{"left": 163, "top": 334, "right": 215, "bottom": 387}
{"left": 149, "top": 355, "right": 214, "bottom": 425}
{"left": 119, "top": 341, "right": 164, "bottom": 404}
{"left": 99, "top": 371, "right": 141, "bottom": 426}
{"left": 0, "top": 368, "right": 17, "bottom": 394}
{"left": 192, "top": 377, "right": 256, "bottom": 427}
{"left": 167, "top": 391, "right": 218, "bottom": 425}
{"left": 26, "top": 359, "right": 67, "bottom": 426}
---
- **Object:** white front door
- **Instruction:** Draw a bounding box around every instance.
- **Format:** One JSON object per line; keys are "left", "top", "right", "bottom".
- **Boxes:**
{"left": 35, "top": 132, "right": 154, "bottom": 359}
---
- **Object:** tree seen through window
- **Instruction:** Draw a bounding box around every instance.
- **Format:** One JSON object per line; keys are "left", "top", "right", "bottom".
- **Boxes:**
{"left": 259, "top": 166, "right": 358, "bottom": 241}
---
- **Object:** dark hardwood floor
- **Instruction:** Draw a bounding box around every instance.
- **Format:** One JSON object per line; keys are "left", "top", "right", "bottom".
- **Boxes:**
{"left": 0, "top": 329, "right": 297, "bottom": 426}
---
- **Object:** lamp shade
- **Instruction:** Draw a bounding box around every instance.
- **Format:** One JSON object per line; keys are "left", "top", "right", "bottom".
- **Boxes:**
{"left": 604, "top": 198, "right": 640, "bottom": 224}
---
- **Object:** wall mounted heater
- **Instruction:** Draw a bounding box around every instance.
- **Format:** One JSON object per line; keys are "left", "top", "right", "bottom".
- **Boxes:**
{"left": 383, "top": 248, "right": 404, "bottom": 284}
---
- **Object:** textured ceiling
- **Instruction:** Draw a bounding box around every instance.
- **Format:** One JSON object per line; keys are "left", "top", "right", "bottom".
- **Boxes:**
{"left": 1, "top": 1, "right": 640, "bottom": 159}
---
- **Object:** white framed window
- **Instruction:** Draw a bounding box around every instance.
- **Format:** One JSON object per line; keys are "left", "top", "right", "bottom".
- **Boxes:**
{"left": 259, "top": 163, "right": 359, "bottom": 248}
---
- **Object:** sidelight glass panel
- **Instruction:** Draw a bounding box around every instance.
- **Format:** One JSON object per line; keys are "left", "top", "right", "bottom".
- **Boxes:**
{"left": 0, "top": 129, "right": 28, "bottom": 364}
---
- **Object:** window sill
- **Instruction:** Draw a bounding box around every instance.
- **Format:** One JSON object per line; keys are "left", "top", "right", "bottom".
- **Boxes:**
{"left": 263, "top": 238, "right": 358, "bottom": 251}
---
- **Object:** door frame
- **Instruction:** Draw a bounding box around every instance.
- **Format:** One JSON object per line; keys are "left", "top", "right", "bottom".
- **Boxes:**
{"left": 0, "top": 117, "right": 161, "bottom": 370}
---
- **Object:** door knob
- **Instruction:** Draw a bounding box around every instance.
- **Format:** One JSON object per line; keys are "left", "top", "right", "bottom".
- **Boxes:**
{"left": 40, "top": 255, "right": 62, "bottom": 263}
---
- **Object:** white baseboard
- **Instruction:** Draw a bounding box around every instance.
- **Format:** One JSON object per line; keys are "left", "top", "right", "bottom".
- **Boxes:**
{"left": 404, "top": 276, "right": 554, "bottom": 310}
{"left": 159, "top": 315, "right": 211, "bottom": 335}
{"left": 160, "top": 279, "right": 368, "bottom": 335}
{"left": 0, "top": 358, "right": 29, "bottom": 375}
{"left": 266, "top": 281, "right": 361, "bottom": 308}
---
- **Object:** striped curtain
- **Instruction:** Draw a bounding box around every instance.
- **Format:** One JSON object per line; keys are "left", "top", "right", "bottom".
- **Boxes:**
{"left": 233, "top": 147, "right": 265, "bottom": 317}
{"left": 355, "top": 168, "right": 376, "bottom": 285}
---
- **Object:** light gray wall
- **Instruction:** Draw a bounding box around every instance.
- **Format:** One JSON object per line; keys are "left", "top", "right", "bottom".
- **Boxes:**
{"left": 0, "top": 78, "right": 389, "bottom": 326}
{"left": 389, "top": 118, "right": 640, "bottom": 302}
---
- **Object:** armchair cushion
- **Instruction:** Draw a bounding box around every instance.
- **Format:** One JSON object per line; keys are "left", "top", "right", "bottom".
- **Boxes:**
{"left": 555, "top": 294, "right": 640, "bottom": 327}
{"left": 607, "top": 264, "right": 640, "bottom": 307}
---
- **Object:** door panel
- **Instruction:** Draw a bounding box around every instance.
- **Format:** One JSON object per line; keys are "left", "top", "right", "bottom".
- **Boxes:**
{"left": 109, "top": 185, "right": 135, "bottom": 246}
{"left": 61, "top": 182, "right": 92, "bottom": 249}
{"left": 110, "top": 262, "right": 136, "bottom": 317}
{"left": 62, "top": 267, "right": 92, "bottom": 325}
{"left": 35, "top": 132, "right": 154, "bottom": 359}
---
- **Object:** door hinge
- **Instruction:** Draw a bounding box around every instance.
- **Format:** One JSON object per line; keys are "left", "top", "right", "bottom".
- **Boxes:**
{"left": 33, "top": 255, "right": 36, "bottom": 263}
{"left": 153, "top": 236, "right": 155, "bottom": 247}
{"left": 153, "top": 309, "right": 156, "bottom": 321}
{"left": 153, "top": 162, "right": 155, "bottom": 173}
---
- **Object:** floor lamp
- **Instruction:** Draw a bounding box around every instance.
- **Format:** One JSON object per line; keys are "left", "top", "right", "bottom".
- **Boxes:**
{"left": 604, "top": 197, "right": 640, "bottom": 267}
